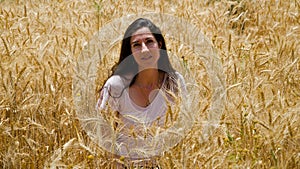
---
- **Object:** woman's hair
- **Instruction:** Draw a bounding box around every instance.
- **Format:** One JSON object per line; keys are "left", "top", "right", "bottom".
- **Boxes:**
{"left": 103, "top": 18, "right": 179, "bottom": 97}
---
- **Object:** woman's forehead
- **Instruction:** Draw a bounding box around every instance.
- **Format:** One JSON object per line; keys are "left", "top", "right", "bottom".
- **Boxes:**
{"left": 130, "top": 27, "right": 155, "bottom": 41}
{"left": 132, "top": 27, "right": 152, "bottom": 36}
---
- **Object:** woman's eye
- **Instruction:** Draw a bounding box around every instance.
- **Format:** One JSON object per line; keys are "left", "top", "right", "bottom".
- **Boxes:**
{"left": 146, "top": 40, "right": 155, "bottom": 47}
{"left": 147, "top": 39, "right": 153, "bottom": 43}
{"left": 132, "top": 43, "right": 141, "bottom": 47}
{"left": 146, "top": 40, "right": 154, "bottom": 44}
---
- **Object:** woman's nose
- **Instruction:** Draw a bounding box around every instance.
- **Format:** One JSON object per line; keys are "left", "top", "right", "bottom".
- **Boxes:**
{"left": 141, "top": 42, "right": 150, "bottom": 53}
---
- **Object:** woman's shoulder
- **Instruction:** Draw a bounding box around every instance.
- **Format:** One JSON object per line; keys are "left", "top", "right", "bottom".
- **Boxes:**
{"left": 175, "top": 71, "right": 185, "bottom": 82}
{"left": 175, "top": 71, "right": 183, "bottom": 78}
{"left": 103, "top": 75, "right": 131, "bottom": 97}
{"left": 104, "top": 75, "right": 129, "bottom": 89}
{"left": 105, "top": 75, "right": 124, "bottom": 86}
{"left": 174, "top": 71, "right": 187, "bottom": 94}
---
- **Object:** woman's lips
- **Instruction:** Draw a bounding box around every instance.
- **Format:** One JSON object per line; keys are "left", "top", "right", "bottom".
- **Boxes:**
{"left": 141, "top": 55, "right": 152, "bottom": 60}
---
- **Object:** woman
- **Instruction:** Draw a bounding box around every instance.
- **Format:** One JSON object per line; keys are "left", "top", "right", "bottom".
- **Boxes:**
{"left": 96, "top": 18, "right": 186, "bottom": 163}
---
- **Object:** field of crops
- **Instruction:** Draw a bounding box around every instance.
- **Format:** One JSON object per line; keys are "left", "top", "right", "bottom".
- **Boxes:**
{"left": 0, "top": 0, "right": 299, "bottom": 168}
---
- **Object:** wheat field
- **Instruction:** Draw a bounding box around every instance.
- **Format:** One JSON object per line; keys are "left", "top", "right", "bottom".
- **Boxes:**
{"left": 0, "top": 0, "right": 299, "bottom": 168}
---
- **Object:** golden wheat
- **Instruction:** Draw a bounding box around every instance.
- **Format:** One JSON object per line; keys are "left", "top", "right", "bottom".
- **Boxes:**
{"left": 0, "top": 0, "right": 299, "bottom": 168}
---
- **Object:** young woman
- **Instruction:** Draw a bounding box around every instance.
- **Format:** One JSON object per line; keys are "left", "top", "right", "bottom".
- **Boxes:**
{"left": 96, "top": 18, "right": 186, "bottom": 162}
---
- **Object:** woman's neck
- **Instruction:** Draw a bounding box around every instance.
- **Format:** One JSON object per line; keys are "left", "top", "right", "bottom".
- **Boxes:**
{"left": 135, "top": 69, "right": 160, "bottom": 87}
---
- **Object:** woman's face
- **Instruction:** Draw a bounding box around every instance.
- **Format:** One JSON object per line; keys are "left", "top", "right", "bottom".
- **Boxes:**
{"left": 130, "top": 27, "right": 161, "bottom": 71}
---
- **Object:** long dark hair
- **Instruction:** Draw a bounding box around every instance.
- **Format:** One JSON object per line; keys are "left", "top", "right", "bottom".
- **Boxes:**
{"left": 104, "top": 18, "right": 178, "bottom": 97}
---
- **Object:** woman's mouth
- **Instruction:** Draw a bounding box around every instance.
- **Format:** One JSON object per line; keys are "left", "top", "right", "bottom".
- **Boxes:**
{"left": 141, "top": 55, "right": 152, "bottom": 60}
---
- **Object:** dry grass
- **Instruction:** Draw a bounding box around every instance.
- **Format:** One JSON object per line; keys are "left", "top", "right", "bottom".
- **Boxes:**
{"left": 0, "top": 0, "right": 299, "bottom": 168}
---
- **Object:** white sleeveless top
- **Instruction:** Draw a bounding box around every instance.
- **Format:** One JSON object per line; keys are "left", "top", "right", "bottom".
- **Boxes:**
{"left": 97, "top": 72, "right": 186, "bottom": 158}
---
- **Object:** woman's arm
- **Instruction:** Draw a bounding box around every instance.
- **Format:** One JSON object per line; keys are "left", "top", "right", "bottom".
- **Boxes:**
{"left": 96, "top": 75, "right": 126, "bottom": 111}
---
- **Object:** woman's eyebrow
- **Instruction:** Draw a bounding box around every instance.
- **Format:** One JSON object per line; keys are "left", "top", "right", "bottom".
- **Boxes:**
{"left": 131, "top": 40, "right": 140, "bottom": 45}
{"left": 145, "top": 37, "right": 154, "bottom": 40}
{"left": 132, "top": 37, "right": 154, "bottom": 43}
{"left": 131, "top": 35, "right": 155, "bottom": 44}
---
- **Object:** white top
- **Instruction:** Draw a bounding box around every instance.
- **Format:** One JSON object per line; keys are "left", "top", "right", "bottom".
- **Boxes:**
{"left": 96, "top": 72, "right": 186, "bottom": 158}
